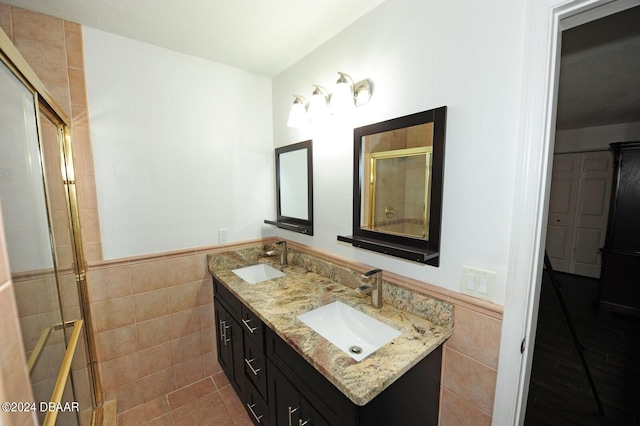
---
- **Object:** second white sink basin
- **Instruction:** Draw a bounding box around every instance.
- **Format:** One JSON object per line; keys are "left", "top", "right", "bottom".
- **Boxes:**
{"left": 231, "top": 264, "right": 285, "bottom": 284}
{"left": 297, "top": 301, "right": 401, "bottom": 362}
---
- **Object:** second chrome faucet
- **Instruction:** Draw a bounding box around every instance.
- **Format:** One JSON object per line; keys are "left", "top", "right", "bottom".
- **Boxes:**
{"left": 356, "top": 268, "right": 383, "bottom": 308}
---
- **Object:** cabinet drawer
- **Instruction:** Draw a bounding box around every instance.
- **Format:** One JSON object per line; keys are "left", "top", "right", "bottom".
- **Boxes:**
{"left": 245, "top": 380, "right": 269, "bottom": 425}
{"left": 213, "top": 277, "right": 242, "bottom": 318}
{"left": 241, "top": 304, "right": 265, "bottom": 349}
{"left": 244, "top": 337, "right": 268, "bottom": 398}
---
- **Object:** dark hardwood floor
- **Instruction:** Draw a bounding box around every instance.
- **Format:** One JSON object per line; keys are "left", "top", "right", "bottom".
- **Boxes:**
{"left": 525, "top": 271, "right": 640, "bottom": 425}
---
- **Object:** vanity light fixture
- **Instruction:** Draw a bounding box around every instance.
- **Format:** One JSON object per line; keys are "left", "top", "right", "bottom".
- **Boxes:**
{"left": 330, "top": 72, "right": 373, "bottom": 114}
{"left": 287, "top": 95, "right": 308, "bottom": 128}
{"left": 307, "top": 85, "right": 330, "bottom": 122}
{"left": 286, "top": 73, "right": 373, "bottom": 127}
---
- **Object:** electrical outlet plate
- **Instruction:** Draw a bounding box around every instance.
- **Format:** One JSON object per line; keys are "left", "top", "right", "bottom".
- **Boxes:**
{"left": 218, "top": 228, "right": 228, "bottom": 244}
{"left": 460, "top": 266, "right": 496, "bottom": 302}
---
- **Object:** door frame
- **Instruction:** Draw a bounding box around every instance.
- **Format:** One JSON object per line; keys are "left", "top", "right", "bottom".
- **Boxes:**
{"left": 493, "top": 0, "right": 640, "bottom": 424}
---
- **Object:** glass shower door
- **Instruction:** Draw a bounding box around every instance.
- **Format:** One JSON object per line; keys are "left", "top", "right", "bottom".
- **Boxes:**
{"left": 1, "top": 53, "right": 95, "bottom": 425}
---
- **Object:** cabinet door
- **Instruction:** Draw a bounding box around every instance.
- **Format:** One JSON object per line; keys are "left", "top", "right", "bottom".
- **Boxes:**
{"left": 299, "top": 398, "right": 331, "bottom": 426}
{"left": 268, "top": 360, "right": 302, "bottom": 426}
{"left": 215, "top": 300, "right": 245, "bottom": 395}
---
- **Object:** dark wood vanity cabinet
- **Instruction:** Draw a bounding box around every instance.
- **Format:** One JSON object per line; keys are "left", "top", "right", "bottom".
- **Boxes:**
{"left": 213, "top": 276, "right": 442, "bottom": 426}
{"left": 214, "top": 278, "right": 269, "bottom": 424}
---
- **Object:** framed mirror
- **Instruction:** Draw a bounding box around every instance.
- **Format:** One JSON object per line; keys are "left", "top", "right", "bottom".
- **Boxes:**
{"left": 265, "top": 140, "right": 314, "bottom": 235}
{"left": 338, "top": 107, "right": 446, "bottom": 265}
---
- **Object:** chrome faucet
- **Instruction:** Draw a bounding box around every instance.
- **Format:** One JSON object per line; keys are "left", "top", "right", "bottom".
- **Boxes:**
{"left": 275, "top": 240, "right": 288, "bottom": 266}
{"left": 356, "top": 268, "right": 383, "bottom": 308}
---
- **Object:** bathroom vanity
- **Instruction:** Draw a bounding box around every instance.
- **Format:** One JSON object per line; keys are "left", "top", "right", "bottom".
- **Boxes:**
{"left": 208, "top": 245, "right": 452, "bottom": 425}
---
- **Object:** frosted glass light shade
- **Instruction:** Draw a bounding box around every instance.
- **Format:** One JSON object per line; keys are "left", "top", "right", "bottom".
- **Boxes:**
{"left": 330, "top": 81, "right": 355, "bottom": 115}
{"left": 287, "top": 102, "right": 308, "bottom": 128}
{"left": 308, "top": 91, "right": 328, "bottom": 122}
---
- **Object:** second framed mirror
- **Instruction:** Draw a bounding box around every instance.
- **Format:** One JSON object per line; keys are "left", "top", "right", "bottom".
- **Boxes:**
{"left": 265, "top": 140, "right": 314, "bottom": 235}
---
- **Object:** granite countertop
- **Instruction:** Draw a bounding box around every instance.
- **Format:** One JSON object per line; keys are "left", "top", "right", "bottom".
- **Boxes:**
{"left": 208, "top": 246, "right": 453, "bottom": 406}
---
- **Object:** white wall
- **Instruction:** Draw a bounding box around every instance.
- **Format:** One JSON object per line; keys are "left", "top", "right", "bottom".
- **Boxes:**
{"left": 83, "top": 28, "right": 274, "bottom": 259}
{"left": 272, "top": 0, "right": 526, "bottom": 305}
{"left": 555, "top": 121, "right": 640, "bottom": 152}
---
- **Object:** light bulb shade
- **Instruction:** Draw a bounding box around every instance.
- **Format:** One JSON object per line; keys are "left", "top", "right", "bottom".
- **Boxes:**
{"left": 330, "top": 80, "right": 355, "bottom": 115}
{"left": 354, "top": 79, "right": 373, "bottom": 106}
{"left": 287, "top": 96, "right": 308, "bottom": 128}
{"left": 308, "top": 86, "right": 329, "bottom": 122}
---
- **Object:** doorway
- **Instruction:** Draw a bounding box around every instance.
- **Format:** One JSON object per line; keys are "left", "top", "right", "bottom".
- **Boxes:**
{"left": 525, "top": 4, "right": 640, "bottom": 424}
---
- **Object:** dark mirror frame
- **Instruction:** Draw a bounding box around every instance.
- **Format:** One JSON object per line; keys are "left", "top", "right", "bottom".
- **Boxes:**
{"left": 338, "top": 107, "right": 446, "bottom": 265}
{"left": 265, "top": 140, "right": 314, "bottom": 235}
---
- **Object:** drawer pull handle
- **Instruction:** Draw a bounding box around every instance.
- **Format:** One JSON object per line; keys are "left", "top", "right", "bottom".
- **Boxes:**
{"left": 299, "top": 419, "right": 310, "bottom": 426}
{"left": 245, "top": 358, "right": 261, "bottom": 376}
{"left": 247, "top": 403, "right": 263, "bottom": 423}
{"left": 288, "top": 406, "right": 299, "bottom": 426}
{"left": 242, "top": 318, "right": 258, "bottom": 333}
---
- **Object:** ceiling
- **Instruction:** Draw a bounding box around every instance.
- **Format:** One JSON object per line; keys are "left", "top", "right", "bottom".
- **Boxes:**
{"left": 3, "top": 1, "right": 639, "bottom": 130}
{"left": 1, "top": 0, "right": 386, "bottom": 77}
{"left": 557, "top": 5, "right": 640, "bottom": 130}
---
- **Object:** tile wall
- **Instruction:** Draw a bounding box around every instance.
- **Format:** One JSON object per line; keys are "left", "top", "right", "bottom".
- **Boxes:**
{"left": 1, "top": 4, "right": 503, "bottom": 424}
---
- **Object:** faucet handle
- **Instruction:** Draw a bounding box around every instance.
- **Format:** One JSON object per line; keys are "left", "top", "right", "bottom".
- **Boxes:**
{"left": 361, "top": 268, "right": 382, "bottom": 278}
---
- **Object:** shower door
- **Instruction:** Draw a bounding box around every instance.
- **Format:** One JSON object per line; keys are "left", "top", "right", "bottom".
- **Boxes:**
{"left": 1, "top": 46, "right": 98, "bottom": 425}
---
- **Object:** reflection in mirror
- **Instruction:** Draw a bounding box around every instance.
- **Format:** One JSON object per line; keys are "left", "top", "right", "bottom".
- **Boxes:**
{"left": 265, "top": 140, "right": 314, "bottom": 235}
{"left": 361, "top": 124, "right": 433, "bottom": 239}
{"left": 339, "top": 107, "right": 446, "bottom": 265}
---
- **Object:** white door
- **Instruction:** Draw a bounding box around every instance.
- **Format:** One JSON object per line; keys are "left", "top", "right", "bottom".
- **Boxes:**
{"left": 546, "top": 153, "right": 580, "bottom": 272}
{"left": 570, "top": 151, "right": 612, "bottom": 278}
{"left": 545, "top": 151, "right": 612, "bottom": 277}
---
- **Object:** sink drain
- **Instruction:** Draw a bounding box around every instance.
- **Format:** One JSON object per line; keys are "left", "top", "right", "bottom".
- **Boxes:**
{"left": 349, "top": 346, "right": 363, "bottom": 354}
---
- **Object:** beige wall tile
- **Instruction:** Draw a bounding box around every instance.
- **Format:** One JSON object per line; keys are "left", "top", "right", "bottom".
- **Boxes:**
{"left": 92, "top": 296, "right": 135, "bottom": 333}
{"left": 447, "top": 306, "right": 501, "bottom": 369}
{"left": 137, "top": 315, "right": 172, "bottom": 350}
{"left": 168, "top": 281, "right": 200, "bottom": 313}
{"left": 130, "top": 260, "right": 166, "bottom": 294}
{"left": 200, "top": 303, "right": 215, "bottom": 330}
{"left": 0, "top": 4, "right": 12, "bottom": 39}
{"left": 203, "top": 351, "right": 222, "bottom": 377}
{"left": 440, "top": 387, "right": 492, "bottom": 426}
{"left": 11, "top": 8, "right": 64, "bottom": 47}
{"left": 198, "top": 276, "right": 213, "bottom": 305}
{"left": 68, "top": 67, "right": 87, "bottom": 105}
{"left": 171, "top": 332, "right": 202, "bottom": 365}
{"left": 12, "top": 280, "right": 38, "bottom": 317}
{"left": 117, "top": 395, "right": 169, "bottom": 426}
{"left": 443, "top": 346, "right": 497, "bottom": 415}
{"left": 65, "top": 28, "right": 84, "bottom": 69}
{"left": 165, "top": 256, "right": 199, "bottom": 286}
{"left": 104, "top": 380, "right": 144, "bottom": 414}
{"left": 14, "top": 38, "right": 68, "bottom": 85}
{"left": 134, "top": 289, "right": 169, "bottom": 322}
{"left": 81, "top": 208, "right": 102, "bottom": 244}
{"left": 95, "top": 325, "right": 138, "bottom": 362}
{"left": 99, "top": 352, "right": 143, "bottom": 391}
{"left": 170, "top": 307, "right": 202, "bottom": 341}
{"left": 142, "top": 367, "right": 176, "bottom": 402}
{"left": 139, "top": 342, "right": 174, "bottom": 377}
{"left": 174, "top": 355, "right": 204, "bottom": 389}
{"left": 87, "top": 266, "right": 132, "bottom": 303}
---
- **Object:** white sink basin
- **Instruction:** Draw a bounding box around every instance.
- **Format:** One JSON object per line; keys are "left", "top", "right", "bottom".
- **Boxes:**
{"left": 231, "top": 264, "right": 285, "bottom": 284}
{"left": 297, "top": 301, "right": 401, "bottom": 362}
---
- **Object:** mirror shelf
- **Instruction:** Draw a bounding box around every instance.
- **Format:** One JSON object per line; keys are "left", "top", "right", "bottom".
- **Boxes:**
{"left": 264, "top": 219, "right": 313, "bottom": 235}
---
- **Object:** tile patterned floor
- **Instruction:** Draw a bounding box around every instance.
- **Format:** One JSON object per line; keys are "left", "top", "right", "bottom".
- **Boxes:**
{"left": 118, "top": 372, "right": 252, "bottom": 425}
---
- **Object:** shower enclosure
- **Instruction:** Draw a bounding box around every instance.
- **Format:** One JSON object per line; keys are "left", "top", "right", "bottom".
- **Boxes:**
{"left": 1, "top": 30, "right": 101, "bottom": 425}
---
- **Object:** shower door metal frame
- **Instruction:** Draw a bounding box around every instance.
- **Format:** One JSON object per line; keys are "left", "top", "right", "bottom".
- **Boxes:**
{"left": 0, "top": 26, "right": 103, "bottom": 425}
{"left": 368, "top": 146, "right": 432, "bottom": 238}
